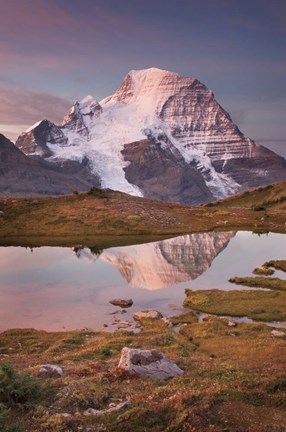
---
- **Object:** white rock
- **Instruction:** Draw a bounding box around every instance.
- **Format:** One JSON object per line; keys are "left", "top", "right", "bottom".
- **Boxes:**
{"left": 39, "top": 364, "right": 64, "bottom": 377}
{"left": 227, "top": 320, "right": 237, "bottom": 327}
{"left": 118, "top": 347, "right": 183, "bottom": 380}
{"left": 133, "top": 310, "right": 163, "bottom": 321}
{"left": 61, "top": 413, "right": 72, "bottom": 418}
{"left": 83, "top": 400, "right": 131, "bottom": 416}
{"left": 271, "top": 330, "right": 286, "bottom": 338}
{"left": 161, "top": 317, "right": 172, "bottom": 327}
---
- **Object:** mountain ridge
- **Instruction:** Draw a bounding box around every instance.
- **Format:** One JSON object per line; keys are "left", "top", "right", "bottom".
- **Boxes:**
{"left": 14, "top": 67, "right": 286, "bottom": 203}
{"left": 0, "top": 133, "right": 100, "bottom": 196}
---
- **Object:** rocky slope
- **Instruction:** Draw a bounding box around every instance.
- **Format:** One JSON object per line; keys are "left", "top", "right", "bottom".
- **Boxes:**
{"left": 16, "top": 68, "right": 286, "bottom": 203}
{"left": 0, "top": 134, "right": 100, "bottom": 195}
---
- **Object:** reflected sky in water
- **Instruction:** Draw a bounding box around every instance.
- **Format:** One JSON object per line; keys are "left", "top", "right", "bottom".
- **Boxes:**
{"left": 0, "top": 231, "right": 284, "bottom": 331}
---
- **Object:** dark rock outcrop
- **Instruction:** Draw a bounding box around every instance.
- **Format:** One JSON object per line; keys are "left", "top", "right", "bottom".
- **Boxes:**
{"left": 122, "top": 137, "right": 213, "bottom": 204}
{"left": 0, "top": 134, "right": 100, "bottom": 195}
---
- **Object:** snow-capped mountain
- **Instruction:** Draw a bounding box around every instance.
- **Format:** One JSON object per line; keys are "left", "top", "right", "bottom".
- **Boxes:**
{"left": 74, "top": 232, "right": 234, "bottom": 290}
{"left": 16, "top": 68, "right": 286, "bottom": 203}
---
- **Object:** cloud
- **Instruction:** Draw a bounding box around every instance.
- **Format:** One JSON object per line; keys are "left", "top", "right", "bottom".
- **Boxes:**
{"left": 0, "top": 85, "right": 73, "bottom": 140}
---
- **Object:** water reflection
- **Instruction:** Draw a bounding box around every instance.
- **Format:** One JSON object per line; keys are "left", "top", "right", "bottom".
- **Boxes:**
{"left": 75, "top": 232, "right": 235, "bottom": 289}
{"left": 0, "top": 231, "right": 284, "bottom": 331}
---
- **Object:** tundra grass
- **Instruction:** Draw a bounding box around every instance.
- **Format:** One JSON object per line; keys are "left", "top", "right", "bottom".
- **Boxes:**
{"left": 1, "top": 318, "right": 286, "bottom": 432}
{"left": 0, "top": 180, "right": 285, "bottom": 245}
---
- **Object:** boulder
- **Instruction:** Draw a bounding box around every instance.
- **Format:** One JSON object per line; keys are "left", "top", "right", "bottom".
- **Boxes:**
{"left": 133, "top": 310, "right": 163, "bottom": 321}
{"left": 118, "top": 347, "right": 183, "bottom": 380}
{"left": 84, "top": 400, "right": 131, "bottom": 416}
{"left": 39, "top": 364, "right": 64, "bottom": 377}
{"left": 271, "top": 329, "right": 286, "bottom": 338}
{"left": 109, "top": 299, "right": 133, "bottom": 308}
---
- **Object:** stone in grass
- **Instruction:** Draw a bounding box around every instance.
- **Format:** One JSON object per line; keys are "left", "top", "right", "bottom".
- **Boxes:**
{"left": 39, "top": 364, "right": 64, "bottom": 377}
{"left": 220, "top": 317, "right": 237, "bottom": 327}
{"left": 84, "top": 400, "right": 131, "bottom": 416}
{"left": 271, "top": 329, "right": 286, "bottom": 338}
{"left": 161, "top": 316, "right": 173, "bottom": 327}
{"left": 133, "top": 310, "right": 163, "bottom": 321}
{"left": 227, "top": 320, "right": 237, "bottom": 327}
{"left": 109, "top": 299, "right": 133, "bottom": 308}
{"left": 118, "top": 347, "right": 183, "bottom": 380}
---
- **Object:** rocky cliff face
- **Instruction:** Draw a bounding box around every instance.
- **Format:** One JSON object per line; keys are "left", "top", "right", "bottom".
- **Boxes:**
{"left": 0, "top": 134, "right": 100, "bottom": 195}
{"left": 16, "top": 68, "right": 286, "bottom": 202}
{"left": 75, "top": 232, "right": 235, "bottom": 289}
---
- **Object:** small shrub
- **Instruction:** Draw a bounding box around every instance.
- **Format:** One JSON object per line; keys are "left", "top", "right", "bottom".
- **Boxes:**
{"left": 0, "top": 363, "right": 42, "bottom": 407}
{"left": 252, "top": 204, "right": 266, "bottom": 211}
{"left": 154, "top": 333, "right": 174, "bottom": 346}
{"left": 100, "top": 345, "right": 112, "bottom": 357}
{"left": 179, "top": 344, "right": 190, "bottom": 357}
{"left": 87, "top": 187, "right": 107, "bottom": 199}
{"left": 266, "top": 377, "right": 286, "bottom": 393}
{"left": 33, "top": 407, "right": 67, "bottom": 432}
{"left": 0, "top": 404, "right": 23, "bottom": 432}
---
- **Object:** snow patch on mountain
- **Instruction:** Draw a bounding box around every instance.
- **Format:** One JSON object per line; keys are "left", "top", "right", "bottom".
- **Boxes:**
{"left": 26, "top": 120, "right": 43, "bottom": 133}
{"left": 41, "top": 68, "right": 238, "bottom": 197}
{"left": 16, "top": 67, "right": 286, "bottom": 201}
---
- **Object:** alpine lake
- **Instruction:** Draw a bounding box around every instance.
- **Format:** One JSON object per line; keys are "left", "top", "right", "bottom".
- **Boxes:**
{"left": 0, "top": 230, "right": 285, "bottom": 332}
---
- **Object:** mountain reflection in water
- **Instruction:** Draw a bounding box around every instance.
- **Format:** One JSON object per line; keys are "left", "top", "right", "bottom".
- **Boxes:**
{"left": 74, "top": 232, "right": 235, "bottom": 289}
{"left": 0, "top": 231, "right": 284, "bottom": 331}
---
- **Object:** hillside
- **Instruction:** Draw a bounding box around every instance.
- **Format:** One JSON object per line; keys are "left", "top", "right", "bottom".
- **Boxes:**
{"left": 0, "top": 181, "right": 285, "bottom": 246}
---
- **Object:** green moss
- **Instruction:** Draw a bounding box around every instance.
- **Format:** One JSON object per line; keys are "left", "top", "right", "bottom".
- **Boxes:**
{"left": 184, "top": 289, "right": 286, "bottom": 322}
{"left": 184, "top": 293, "right": 209, "bottom": 306}
{"left": 100, "top": 345, "right": 112, "bottom": 357}
{"left": 170, "top": 311, "right": 198, "bottom": 325}
{"left": 127, "top": 215, "right": 142, "bottom": 221}
{"left": 229, "top": 276, "right": 286, "bottom": 291}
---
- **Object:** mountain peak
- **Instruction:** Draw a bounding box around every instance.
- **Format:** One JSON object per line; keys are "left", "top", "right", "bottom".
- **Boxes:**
{"left": 14, "top": 67, "right": 286, "bottom": 203}
{"left": 78, "top": 95, "right": 99, "bottom": 108}
{"left": 62, "top": 95, "right": 102, "bottom": 128}
{"left": 101, "top": 67, "right": 195, "bottom": 107}
{"left": 127, "top": 67, "right": 177, "bottom": 78}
